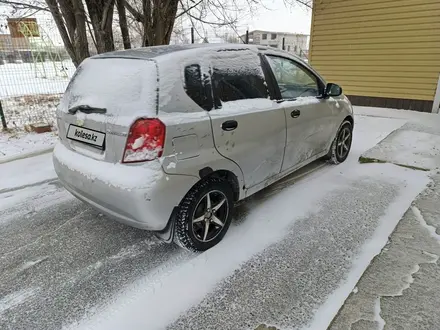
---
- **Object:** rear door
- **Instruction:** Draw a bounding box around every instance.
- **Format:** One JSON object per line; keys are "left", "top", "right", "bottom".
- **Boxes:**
{"left": 264, "top": 54, "right": 337, "bottom": 172}
{"left": 56, "top": 57, "right": 158, "bottom": 163}
{"left": 207, "top": 49, "right": 286, "bottom": 189}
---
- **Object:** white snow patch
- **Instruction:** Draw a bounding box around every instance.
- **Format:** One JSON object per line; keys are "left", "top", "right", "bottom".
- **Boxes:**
{"left": 287, "top": 96, "right": 321, "bottom": 107}
{"left": 53, "top": 143, "right": 162, "bottom": 190}
{"left": 373, "top": 297, "right": 386, "bottom": 330}
{"left": 354, "top": 106, "right": 440, "bottom": 123}
{"left": 166, "top": 162, "right": 176, "bottom": 170}
{"left": 423, "top": 250, "right": 440, "bottom": 263}
{"left": 210, "top": 98, "right": 275, "bottom": 116}
{"left": 352, "top": 287, "right": 358, "bottom": 294}
{"left": 60, "top": 58, "right": 157, "bottom": 117}
{"left": 208, "top": 96, "right": 322, "bottom": 118}
{"left": 131, "top": 136, "right": 145, "bottom": 149}
{"left": 20, "top": 256, "right": 49, "bottom": 271}
{"left": 0, "top": 288, "right": 39, "bottom": 314}
{"left": 0, "top": 184, "right": 73, "bottom": 221}
{"left": 1, "top": 152, "right": 56, "bottom": 191}
{"left": 412, "top": 206, "right": 440, "bottom": 242}
{"left": 159, "top": 110, "right": 209, "bottom": 126}
{"left": 373, "top": 130, "right": 440, "bottom": 170}
{"left": 395, "top": 264, "right": 420, "bottom": 296}
{"left": 123, "top": 146, "right": 162, "bottom": 162}
{"left": 0, "top": 131, "right": 57, "bottom": 160}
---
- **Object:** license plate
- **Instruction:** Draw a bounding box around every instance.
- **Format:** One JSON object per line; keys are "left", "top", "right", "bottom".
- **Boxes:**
{"left": 66, "top": 125, "right": 105, "bottom": 149}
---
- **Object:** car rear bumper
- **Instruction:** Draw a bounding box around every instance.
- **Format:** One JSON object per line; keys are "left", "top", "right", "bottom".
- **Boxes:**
{"left": 53, "top": 142, "right": 199, "bottom": 231}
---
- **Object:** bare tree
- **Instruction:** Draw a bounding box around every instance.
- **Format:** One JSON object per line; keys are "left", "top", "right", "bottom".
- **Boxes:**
{"left": 44, "top": 0, "right": 90, "bottom": 66}
{"left": 0, "top": 0, "right": 312, "bottom": 66}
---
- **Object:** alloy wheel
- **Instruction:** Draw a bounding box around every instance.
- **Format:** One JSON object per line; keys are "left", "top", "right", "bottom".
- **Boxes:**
{"left": 337, "top": 126, "right": 352, "bottom": 159}
{"left": 192, "top": 190, "right": 229, "bottom": 242}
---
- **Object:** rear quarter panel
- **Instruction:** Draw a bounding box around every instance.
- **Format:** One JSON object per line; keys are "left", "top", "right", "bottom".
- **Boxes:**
{"left": 156, "top": 54, "right": 245, "bottom": 200}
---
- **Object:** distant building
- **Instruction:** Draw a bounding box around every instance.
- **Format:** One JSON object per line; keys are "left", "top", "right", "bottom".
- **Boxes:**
{"left": 0, "top": 33, "right": 14, "bottom": 64}
{"left": 0, "top": 34, "right": 12, "bottom": 51}
{"left": 309, "top": 0, "right": 440, "bottom": 113}
{"left": 242, "top": 30, "right": 308, "bottom": 58}
{"left": 7, "top": 18, "right": 34, "bottom": 51}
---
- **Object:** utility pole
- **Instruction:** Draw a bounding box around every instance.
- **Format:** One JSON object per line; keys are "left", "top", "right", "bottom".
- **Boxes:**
{"left": 245, "top": 30, "right": 249, "bottom": 44}
{"left": 282, "top": 37, "right": 285, "bottom": 51}
{"left": 191, "top": 27, "right": 194, "bottom": 44}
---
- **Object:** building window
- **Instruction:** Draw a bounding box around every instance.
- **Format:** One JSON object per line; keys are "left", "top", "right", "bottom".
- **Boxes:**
{"left": 262, "top": 33, "right": 267, "bottom": 40}
{"left": 271, "top": 33, "right": 277, "bottom": 40}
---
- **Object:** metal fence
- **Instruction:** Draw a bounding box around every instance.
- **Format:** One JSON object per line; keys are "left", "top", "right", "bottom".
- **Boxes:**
{"left": 0, "top": 18, "right": 73, "bottom": 130}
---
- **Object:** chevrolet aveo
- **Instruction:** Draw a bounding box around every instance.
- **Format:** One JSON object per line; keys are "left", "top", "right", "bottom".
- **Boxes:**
{"left": 53, "top": 44, "right": 354, "bottom": 251}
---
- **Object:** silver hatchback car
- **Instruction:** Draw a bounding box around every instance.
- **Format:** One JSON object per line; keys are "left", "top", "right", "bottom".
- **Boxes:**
{"left": 53, "top": 44, "right": 354, "bottom": 251}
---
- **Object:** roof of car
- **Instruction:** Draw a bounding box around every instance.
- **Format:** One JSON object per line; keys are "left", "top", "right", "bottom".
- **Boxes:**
{"left": 94, "top": 43, "right": 271, "bottom": 60}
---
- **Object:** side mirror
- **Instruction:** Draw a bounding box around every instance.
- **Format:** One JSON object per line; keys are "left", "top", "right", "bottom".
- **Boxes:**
{"left": 325, "top": 83, "right": 343, "bottom": 97}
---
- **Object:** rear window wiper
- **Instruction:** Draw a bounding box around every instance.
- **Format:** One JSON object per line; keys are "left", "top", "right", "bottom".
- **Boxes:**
{"left": 68, "top": 105, "right": 107, "bottom": 115}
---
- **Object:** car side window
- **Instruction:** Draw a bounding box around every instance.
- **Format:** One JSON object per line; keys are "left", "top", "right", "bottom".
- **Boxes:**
{"left": 184, "top": 64, "right": 212, "bottom": 110}
{"left": 211, "top": 56, "right": 268, "bottom": 108}
{"left": 266, "top": 55, "right": 320, "bottom": 99}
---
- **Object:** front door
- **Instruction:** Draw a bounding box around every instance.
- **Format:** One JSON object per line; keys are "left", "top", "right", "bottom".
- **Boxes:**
{"left": 208, "top": 49, "right": 286, "bottom": 189}
{"left": 265, "top": 54, "right": 336, "bottom": 172}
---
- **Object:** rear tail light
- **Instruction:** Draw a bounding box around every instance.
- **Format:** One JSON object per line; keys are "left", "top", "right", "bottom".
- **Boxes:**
{"left": 122, "top": 118, "right": 166, "bottom": 163}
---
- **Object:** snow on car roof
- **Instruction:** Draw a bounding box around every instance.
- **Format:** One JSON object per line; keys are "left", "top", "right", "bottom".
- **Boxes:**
{"left": 93, "top": 43, "right": 271, "bottom": 60}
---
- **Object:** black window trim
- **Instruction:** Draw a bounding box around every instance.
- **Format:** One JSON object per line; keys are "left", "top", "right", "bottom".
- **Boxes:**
{"left": 259, "top": 53, "right": 279, "bottom": 101}
{"left": 262, "top": 53, "right": 326, "bottom": 101}
{"left": 183, "top": 63, "right": 214, "bottom": 111}
{"left": 210, "top": 53, "right": 270, "bottom": 109}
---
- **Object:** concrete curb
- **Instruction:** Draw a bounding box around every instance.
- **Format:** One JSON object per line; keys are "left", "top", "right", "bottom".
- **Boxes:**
{"left": 0, "top": 146, "right": 54, "bottom": 165}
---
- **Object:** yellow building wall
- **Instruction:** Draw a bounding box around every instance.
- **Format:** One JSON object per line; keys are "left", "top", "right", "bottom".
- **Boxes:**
{"left": 309, "top": 0, "right": 440, "bottom": 101}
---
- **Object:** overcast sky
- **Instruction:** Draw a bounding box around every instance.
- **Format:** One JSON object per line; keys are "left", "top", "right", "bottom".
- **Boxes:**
{"left": 0, "top": 0, "right": 312, "bottom": 37}
{"left": 245, "top": 0, "right": 312, "bottom": 34}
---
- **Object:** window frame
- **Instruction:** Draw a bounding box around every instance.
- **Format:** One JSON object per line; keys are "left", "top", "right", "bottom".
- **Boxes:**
{"left": 183, "top": 63, "right": 213, "bottom": 111}
{"left": 262, "top": 54, "right": 325, "bottom": 101}
{"left": 262, "top": 33, "right": 267, "bottom": 40}
{"left": 210, "top": 53, "right": 270, "bottom": 109}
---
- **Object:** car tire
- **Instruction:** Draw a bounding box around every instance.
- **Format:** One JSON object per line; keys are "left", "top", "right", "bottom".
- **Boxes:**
{"left": 326, "top": 120, "right": 353, "bottom": 164}
{"left": 174, "top": 176, "right": 234, "bottom": 252}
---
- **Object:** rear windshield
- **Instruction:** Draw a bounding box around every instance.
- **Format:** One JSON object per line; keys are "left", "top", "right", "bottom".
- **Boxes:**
{"left": 60, "top": 58, "right": 158, "bottom": 116}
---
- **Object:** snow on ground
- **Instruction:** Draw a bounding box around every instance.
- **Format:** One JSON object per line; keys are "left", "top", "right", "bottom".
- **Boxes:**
{"left": 0, "top": 108, "right": 435, "bottom": 330}
{"left": 0, "top": 61, "right": 74, "bottom": 99}
{"left": 354, "top": 106, "right": 440, "bottom": 121}
{"left": 66, "top": 114, "right": 430, "bottom": 330}
{"left": 1, "top": 153, "right": 56, "bottom": 192}
{"left": 0, "top": 288, "right": 39, "bottom": 315}
{"left": 0, "top": 131, "right": 57, "bottom": 162}
{"left": 362, "top": 129, "right": 440, "bottom": 170}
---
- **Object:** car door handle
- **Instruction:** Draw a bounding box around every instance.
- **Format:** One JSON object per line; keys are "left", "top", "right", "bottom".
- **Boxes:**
{"left": 291, "top": 110, "right": 301, "bottom": 118}
{"left": 221, "top": 120, "right": 238, "bottom": 131}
